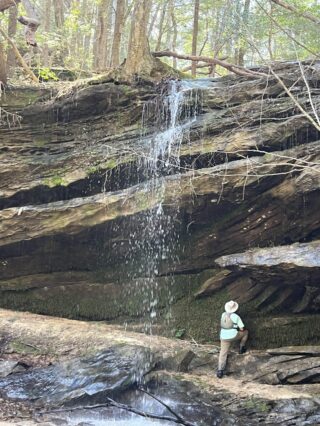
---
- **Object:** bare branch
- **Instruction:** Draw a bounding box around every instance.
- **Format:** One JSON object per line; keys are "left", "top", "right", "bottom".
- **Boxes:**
{"left": 268, "top": 67, "right": 320, "bottom": 132}
{"left": 0, "top": 107, "right": 22, "bottom": 128}
{"left": 138, "top": 387, "right": 195, "bottom": 426}
{"left": 0, "top": 0, "right": 20, "bottom": 13}
{"left": 256, "top": 0, "right": 319, "bottom": 58}
{"left": 153, "top": 50, "right": 267, "bottom": 77}
{"left": 270, "top": 0, "right": 320, "bottom": 25}
{"left": 182, "top": 57, "right": 228, "bottom": 72}
{"left": 39, "top": 397, "right": 196, "bottom": 426}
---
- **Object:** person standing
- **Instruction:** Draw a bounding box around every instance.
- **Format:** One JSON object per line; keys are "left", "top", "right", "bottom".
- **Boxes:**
{"left": 216, "top": 300, "right": 248, "bottom": 379}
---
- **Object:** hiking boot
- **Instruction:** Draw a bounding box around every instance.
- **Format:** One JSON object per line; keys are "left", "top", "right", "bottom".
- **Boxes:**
{"left": 216, "top": 370, "right": 224, "bottom": 379}
{"left": 239, "top": 346, "right": 247, "bottom": 354}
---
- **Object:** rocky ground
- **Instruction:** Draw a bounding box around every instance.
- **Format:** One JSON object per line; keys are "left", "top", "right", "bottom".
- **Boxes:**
{"left": 0, "top": 309, "right": 319, "bottom": 425}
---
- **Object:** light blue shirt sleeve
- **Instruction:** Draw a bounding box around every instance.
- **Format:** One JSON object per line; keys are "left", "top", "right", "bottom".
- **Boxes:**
{"left": 232, "top": 313, "right": 244, "bottom": 329}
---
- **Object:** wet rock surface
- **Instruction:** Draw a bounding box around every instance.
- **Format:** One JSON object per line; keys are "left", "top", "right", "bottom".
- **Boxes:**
{"left": 0, "top": 345, "right": 154, "bottom": 407}
{"left": 0, "top": 310, "right": 320, "bottom": 425}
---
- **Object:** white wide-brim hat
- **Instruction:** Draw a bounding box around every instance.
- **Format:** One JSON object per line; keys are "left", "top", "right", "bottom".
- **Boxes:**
{"left": 225, "top": 300, "right": 239, "bottom": 313}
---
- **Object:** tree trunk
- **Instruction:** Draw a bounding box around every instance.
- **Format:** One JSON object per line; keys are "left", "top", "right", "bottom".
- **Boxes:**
{"left": 268, "top": 2, "right": 274, "bottom": 60}
{"left": 82, "top": 4, "right": 96, "bottom": 70}
{"left": 153, "top": 50, "right": 265, "bottom": 77}
{"left": 21, "top": 0, "right": 39, "bottom": 20}
{"left": 233, "top": 0, "right": 241, "bottom": 64}
{"left": 53, "top": 0, "right": 64, "bottom": 28}
{"left": 191, "top": 0, "right": 200, "bottom": 77}
{"left": 210, "top": 1, "right": 229, "bottom": 75}
{"left": 237, "top": 0, "right": 250, "bottom": 67}
{"left": 170, "top": 0, "right": 177, "bottom": 69}
{"left": 155, "top": 3, "right": 166, "bottom": 51}
{"left": 124, "top": 0, "right": 154, "bottom": 75}
{"left": 93, "top": 0, "right": 110, "bottom": 71}
{"left": 0, "top": 41, "right": 7, "bottom": 86}
{"left": 42, "top": 0, "right": 51, "bottom": 66}
{"left": 148, "top": 3, "right": 160, "bottom": 38}
{"left": 110, "top": 0, "right": 125, "bottom": 67}
{"left": 6, "top": 3, "right": 18, "bottom": 71}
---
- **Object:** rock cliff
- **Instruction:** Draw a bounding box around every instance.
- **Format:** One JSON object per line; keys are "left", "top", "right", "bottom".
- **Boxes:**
{"left": 1, "top": 61, "right": 320, "bottom": 348}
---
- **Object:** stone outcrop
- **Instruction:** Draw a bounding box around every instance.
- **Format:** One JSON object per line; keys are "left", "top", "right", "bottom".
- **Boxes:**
{"left": 1, "top": 141, "right": 319, "bottom": 247}
{"left": 1, "top": 61, "right": 320, "bottom": 347}
{"left": 194, "top": 241, "right": 320, "bottom": 314}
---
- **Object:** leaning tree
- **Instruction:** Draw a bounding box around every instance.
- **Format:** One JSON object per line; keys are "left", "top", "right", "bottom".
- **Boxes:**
{"left": 0, "top": 0, "right": 39, "bottom": 84}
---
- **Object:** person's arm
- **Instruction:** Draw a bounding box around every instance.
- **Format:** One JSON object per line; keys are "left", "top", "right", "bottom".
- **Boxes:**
{"left": 237, "top": 315, "right": 245, "bottom": 331}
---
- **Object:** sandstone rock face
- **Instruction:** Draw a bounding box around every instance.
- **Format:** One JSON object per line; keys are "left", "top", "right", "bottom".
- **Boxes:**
{"left": 1, "top": 62, "right": 320, "bottom": 347}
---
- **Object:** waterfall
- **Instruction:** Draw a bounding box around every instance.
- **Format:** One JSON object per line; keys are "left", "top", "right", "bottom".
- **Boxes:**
{"left": 123, "top": 80, "right": 203, "bottom": 332}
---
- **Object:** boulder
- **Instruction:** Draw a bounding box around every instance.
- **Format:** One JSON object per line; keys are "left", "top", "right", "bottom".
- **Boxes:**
{"left": 0, "top": 345, "right": 155, "bottom": 407}
{"left": 160, "top": 349, "right": 196, "bottom": 372}
{"left": 253, "top": 352, "right": 320, "bottom": 385}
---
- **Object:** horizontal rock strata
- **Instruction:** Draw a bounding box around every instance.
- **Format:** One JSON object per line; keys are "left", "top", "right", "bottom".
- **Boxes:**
{"left": 1, "top": 61, "right": 320, "bottom": 347}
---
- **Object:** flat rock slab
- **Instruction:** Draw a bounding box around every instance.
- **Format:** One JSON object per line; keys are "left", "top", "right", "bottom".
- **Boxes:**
{"left": 254, "top": 356, "right": 320, "bottom": 385}
{"left": 267, "top": 346, "right": 320, "bottom": 356}
{"left": 0, "top": 360, "right": 28, "bottom": 377}
{"left": 216, "top": 241, "right": 320, "bottom": 269}
{"left": 0, "top": 345, "right": 154, "bottom": 407}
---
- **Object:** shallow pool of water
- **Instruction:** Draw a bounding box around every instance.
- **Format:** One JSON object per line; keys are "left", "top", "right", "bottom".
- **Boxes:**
{"left": 47, "top": 407, "right": 173, "bottom": 426}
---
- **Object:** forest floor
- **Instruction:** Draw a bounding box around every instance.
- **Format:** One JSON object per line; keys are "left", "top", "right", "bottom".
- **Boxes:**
{"left": 0, "top": 309, "right": 319, "bottom": 424}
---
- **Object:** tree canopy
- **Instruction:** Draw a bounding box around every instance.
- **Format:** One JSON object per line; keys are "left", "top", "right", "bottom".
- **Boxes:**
{"left": 0, "top": 0, "right": 319, "bottom": 82}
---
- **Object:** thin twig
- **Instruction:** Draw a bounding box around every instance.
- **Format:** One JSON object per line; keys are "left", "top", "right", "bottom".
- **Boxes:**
{"left": 39, "top": 397, "right": 193, "bottom": 425}
{"left": 138, "top": 387, "right": 195, "bottom": 426}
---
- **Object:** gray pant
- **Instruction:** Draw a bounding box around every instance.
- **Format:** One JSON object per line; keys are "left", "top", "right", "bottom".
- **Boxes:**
{"left": 218, "top": 330, "right": 249, "bottom": 371}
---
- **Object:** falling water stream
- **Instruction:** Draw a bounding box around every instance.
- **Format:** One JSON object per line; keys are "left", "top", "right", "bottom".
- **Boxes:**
{"left": 57, "top": 81, "right": 207, "bottom": 425}
{"left": 2, "top": 80, "right": 217, "bottom": 426}
{"left": 123, "top": 79, "right": 203, "bottom": 332}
